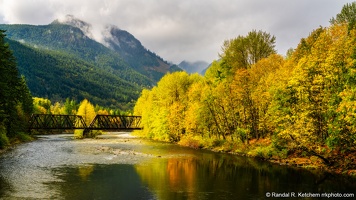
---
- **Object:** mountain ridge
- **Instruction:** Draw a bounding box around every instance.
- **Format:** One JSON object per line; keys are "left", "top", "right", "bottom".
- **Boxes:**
{"left": 0, "top": 16, "right": 181, "bottom": 109}
{"left": 178, "top": 60, "right": 209, "bottom": 74}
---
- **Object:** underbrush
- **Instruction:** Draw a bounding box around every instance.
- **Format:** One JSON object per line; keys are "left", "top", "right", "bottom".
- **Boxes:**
{"left": 0, "top": 133, "right": 10, "bottom": 149}
{"left": 247, "top": 144, "right": 288, "bottom": 159}
{"left": 0, "top": 131, "right": 34, "bottom": 150}
{"left": 178, "top": 134, "right": 289, "bottom": 161}
{"left": 14, "top": 132, "right": 34, "bottom": 142}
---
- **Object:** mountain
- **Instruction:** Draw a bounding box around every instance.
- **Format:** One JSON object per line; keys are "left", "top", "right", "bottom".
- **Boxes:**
{"left": 58, "top": 15, "right": 180, "bottom": 81}
{"left": 0, "top": 16, "right": 180, "bottom": 109}
{"left": 5, "top": 38, "right": 141, "bottom": 110}
{"left": 103, "top": 25, "right": 180, "bottom": 81}
{"left": 178, "top": 60, "right": 209, "bottom": 74}
{"left": 201, "top": 61, "right": 214, "bottom": 75}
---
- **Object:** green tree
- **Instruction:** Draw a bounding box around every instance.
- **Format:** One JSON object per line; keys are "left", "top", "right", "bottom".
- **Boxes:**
{"left": 64, "top": 98, "right": 78, "bottom": 115}
{"left": 220, "top": 30, "right": 276, "bottom": 76}
{"left": 330, "top": 2, "right": 356, "bottom": 29}
{"left": 0, "top": 30, "right": 33, "bottom": 148}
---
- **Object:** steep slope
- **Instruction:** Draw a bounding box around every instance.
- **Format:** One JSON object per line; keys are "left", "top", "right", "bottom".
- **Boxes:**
{"left": 6, "top": 38, "right": 140, "bottom": 110}
{"left": 103, "top": 25, "right": 181, "bottom": 81}
{"left": 0, "top": 23, "right": 152, "bottom": 85}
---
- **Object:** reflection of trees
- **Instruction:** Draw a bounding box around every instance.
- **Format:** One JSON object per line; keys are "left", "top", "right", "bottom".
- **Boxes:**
{"left": 135, "top": 153, "right": 356, "bottom": 199}
{"left": 135, "top": 155, "right": 281, "bottom": 199}
{"left": 167, "top": 158, "right": 197, "bottom": 192}
{"left": 50, "top": 165, "right": 155, "bottom": 199}
{"left": 0, "top": 174, "right": 14, "bottom": 197}
{"left": 78, "top": 165, "right": 94, "bottom": 181}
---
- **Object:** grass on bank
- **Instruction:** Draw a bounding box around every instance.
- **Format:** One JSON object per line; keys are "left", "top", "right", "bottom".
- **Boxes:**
{"left": 0, "top": 131, "right": 34, "bottom": 150}
{"left": 178, "top": 134, "right": 287, "bottom": 158}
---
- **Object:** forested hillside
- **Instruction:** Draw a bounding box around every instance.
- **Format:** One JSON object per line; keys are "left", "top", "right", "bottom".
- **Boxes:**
{"left": 103, "top": 25, "right": 181, "bottom": 81}
{"left": 0, "top": 16, "right": 180, "bottom": 109}
{"left": 134, "top": 3, "right": 356, "bottom": 172}
{"left": 6, "top": 38, "right": 146, "bottom": 109}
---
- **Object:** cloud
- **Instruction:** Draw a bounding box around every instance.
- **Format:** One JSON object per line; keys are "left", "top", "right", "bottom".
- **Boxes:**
{"left": 0, "top": 0, "right": 352, "bottom": 63}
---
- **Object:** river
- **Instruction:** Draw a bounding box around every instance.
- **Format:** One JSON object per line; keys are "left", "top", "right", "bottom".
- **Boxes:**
{"left": 0, "top": 133, "right": 355, "bottom": 200}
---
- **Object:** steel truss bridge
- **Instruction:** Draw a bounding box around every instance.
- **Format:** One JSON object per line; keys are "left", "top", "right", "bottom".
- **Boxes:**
{"left": 29, "top": 114, "right": 142, "bottom": 135}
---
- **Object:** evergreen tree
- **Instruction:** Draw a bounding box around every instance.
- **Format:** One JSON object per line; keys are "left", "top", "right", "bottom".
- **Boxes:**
{"left": 0, "top": 30, "right": 33, "bottom": 148}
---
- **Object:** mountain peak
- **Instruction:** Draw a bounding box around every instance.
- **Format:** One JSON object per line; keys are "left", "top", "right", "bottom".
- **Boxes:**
{"left": 178, "top": 60, "right": 209, "bottom": 74}
{"left": 103, "top": 25, "right": 140, "bottom": 50}
{"left": 52, "top": 15, "right": 94, "bottom": 39}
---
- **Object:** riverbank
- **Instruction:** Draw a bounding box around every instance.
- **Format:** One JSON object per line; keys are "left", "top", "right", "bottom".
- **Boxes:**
{"left": 175, "top": 134, "right": 356, "bottom": 178}
{"left": 0, "top": 133, "right": 34, "bottom": 155}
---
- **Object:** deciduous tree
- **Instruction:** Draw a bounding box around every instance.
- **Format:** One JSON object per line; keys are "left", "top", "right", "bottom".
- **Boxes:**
{"left": 220, "top": 30, "right": 276, "bottom": 76}
{"left": 75, "top": 99, "right": 96, "bottom": 138}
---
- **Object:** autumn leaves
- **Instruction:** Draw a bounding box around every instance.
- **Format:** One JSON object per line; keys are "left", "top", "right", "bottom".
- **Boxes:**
{"left": 134, "top": 19, "right": 356, "bottom": 157}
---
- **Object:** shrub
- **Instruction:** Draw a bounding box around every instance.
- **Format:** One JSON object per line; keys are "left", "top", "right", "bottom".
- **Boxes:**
{"left": 0, "top": 133, "right": 10, "bottom": 149}
{"left": 74, "top": 130, "right": 84, "bottom": 139}
{"left": 248, "top": 144, "right": 276, "bottom": 159}
{"left": 0, "top": 124, "right": 9, "bottom": 149}
{"left": 16, "top": 132, "right": 33, "bottom": 142}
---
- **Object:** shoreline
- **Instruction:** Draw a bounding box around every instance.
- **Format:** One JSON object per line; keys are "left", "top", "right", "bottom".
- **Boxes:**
{"left": 0, "top": 133, "right": 37, "bottom": 155}
{"left": 211, "top": 148, "right": 356, "bottom": 178}
{"left": 174, "top": 136, "right": 356, "bottom": 179}
{"left": 130, "top": 131, "right": 356, "bottom": 178}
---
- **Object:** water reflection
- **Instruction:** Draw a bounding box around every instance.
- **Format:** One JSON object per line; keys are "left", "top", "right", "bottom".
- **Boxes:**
{"left": 0, "top": 175, "right": 13, "bottom": 197}
{"left": 51, "top": 165, "right": 155, "bottom": 200}
{"left": 135, "top": 151, "right": 356, "bottom": 200}
{"left": 77, "top": 165, "right": 94, "bottom": 181}
{"left": 0, "top": 134, "right": 355, "bottom": 200}
{"left": 51, "top": 151, "right": 356, "bottom": 200}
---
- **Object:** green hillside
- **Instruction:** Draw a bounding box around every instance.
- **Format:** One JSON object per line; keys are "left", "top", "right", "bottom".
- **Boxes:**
{"left": 0, "top": 18, "right": 180, "bottom": 109}
{"left": 6, "top": 38, "right": 141, "bottom": 110}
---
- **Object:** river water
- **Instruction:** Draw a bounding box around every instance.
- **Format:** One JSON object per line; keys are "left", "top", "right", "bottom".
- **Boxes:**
{"left": 0, "top": 133, "right": 355, "bottom": 200}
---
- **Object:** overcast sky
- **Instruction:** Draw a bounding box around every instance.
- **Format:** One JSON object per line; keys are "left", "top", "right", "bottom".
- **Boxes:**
{"left": 0, "top": 0, "right": 353, "bottom": 64}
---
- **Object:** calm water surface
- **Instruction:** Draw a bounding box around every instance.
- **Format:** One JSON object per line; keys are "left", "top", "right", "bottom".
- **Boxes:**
{"left": 0, "top": 133, "right": 355, "bottom": 200}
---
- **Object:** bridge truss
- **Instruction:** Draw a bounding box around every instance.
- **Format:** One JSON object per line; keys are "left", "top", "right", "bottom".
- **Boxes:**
{"left": 29, "top": 114, "right": 142, "bottom": 133}
{"left": 29, "top": 114, "right": 87, "bottom": 130}
{"left": 88, "top": 115, "right": 142, "bottom": 130}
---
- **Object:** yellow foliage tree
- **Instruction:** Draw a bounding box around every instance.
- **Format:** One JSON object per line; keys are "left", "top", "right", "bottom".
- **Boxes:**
{"left": 74, "top": 99, "right": 96, "bottom": 138}
{"left": 133, "top": 5, "right": 356, "bottom": 156}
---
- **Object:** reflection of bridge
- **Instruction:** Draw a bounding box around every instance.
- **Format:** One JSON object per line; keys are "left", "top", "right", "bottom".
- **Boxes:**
{"left": 29, "top": 114, "right": 142, "bottom": 135}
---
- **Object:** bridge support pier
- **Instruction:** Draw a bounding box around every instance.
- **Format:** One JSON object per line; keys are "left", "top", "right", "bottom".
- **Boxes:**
{"left": 83, "top": 128, "right": 90, "bottom": 137}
